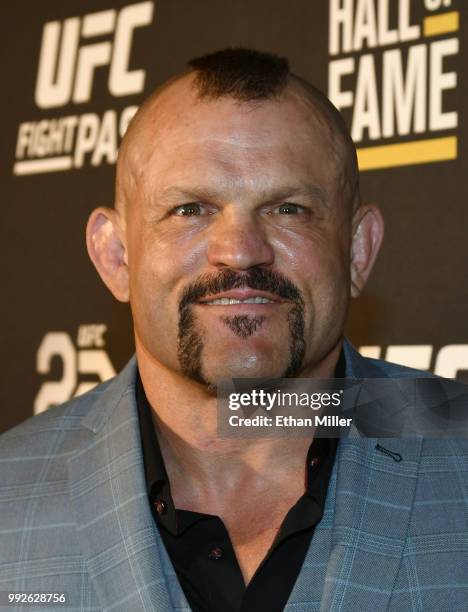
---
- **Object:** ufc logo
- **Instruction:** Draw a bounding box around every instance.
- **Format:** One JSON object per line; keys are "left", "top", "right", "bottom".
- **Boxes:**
{"left": 35, "top": 1, "right": 154, "bottom": 109}
{"left": 34, "top": 328, "right": 116, "bottom": 415}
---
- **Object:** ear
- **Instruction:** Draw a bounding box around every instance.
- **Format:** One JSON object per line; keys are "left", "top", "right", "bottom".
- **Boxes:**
{"left": 86, "top": 207, "right": 129, "bottom": 303}
{"left": 350, "top": 204, "right": 384, "bottom": 298}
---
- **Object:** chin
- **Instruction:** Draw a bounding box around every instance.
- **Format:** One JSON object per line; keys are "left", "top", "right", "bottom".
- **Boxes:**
{"left": 202, "top": 358, "right": 289, "bottom": 384}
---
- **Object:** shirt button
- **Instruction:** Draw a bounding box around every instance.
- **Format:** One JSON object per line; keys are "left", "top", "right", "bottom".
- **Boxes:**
{"left": 208, "top": 547, "right": 224, "bottom": 560}
{"left": 310, "top": 457, "right": 320, "bottom": 467}
{"left": 153, "top": 499, "right": 167, "bottom": 516}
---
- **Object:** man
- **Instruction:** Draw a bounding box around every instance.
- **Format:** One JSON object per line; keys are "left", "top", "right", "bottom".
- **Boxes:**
{"left": 1, "top": 48, "right": 467, "bottom": 612}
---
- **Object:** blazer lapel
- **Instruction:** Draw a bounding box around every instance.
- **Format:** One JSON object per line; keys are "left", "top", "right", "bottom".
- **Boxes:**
{"left": 287, "top": 340, "right": 423, "bottom": 610}
{"left": 319, "top": 435, "right": 423, "bottom": 611}
{"left": 319, "top": 339, "right": 423, "bottom": 611}
{"left": 67, "top": 358, "right": 189, "bottom": 612}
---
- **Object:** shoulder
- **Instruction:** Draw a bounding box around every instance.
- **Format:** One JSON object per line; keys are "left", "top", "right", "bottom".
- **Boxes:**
{"left": 1, "top": 377, "right": 110, "bottom": 447}
{"left": 343, "top": 338, "right": 468, "bottom": 454}
{"left": 0, "top": 385, "right": 107, "bottom": 495}
{"left": 0, "top": 356, "right": 137, "bottom": 475}
{"left": 364, "top": 356, "right": 438, "bottom": 379}
{"left": 343, "top": 337, "right": 438, "bottom": 379}
{"left": 0, "top": 358, "right": 138, "bottom": 569}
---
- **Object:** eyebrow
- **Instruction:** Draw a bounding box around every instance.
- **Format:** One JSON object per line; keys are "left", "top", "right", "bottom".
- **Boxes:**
{"left": 158, "top": 184, "right": 329, "bottom": 209}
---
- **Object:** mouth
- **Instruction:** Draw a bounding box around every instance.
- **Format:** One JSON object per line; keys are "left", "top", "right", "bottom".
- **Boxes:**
{"left": 197, "top": 289, "right": 285, "bottom": 306}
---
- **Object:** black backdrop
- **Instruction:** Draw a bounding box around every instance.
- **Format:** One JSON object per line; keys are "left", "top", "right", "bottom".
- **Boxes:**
{"left": 1, "top": 0, "right": 467, "bottom": 432}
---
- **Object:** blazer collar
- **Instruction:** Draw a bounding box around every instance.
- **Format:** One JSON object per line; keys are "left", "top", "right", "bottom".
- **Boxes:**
{"left": 67, "top": 356, "right": 190, "bottom": 612}
{"left": 79, "top": 355, "right": 138, "bottom": 434}
{"left": 342, "top": 336, "right": 383, "bottom": 379}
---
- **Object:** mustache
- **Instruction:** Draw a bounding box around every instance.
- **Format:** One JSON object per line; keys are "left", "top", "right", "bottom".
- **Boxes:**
{"left": 179, "top": 267, "right": 304, "bottom": 311}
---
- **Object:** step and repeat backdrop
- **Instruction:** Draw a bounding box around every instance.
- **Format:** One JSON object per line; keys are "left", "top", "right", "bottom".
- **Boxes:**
{"left": 1, "top": 0, "right": 467, "bottom": 432}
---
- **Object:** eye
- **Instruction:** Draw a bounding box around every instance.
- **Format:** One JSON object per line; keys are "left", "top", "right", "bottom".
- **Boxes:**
{"left": 173, "top": 203, "right": 203, "bottom": 216}
{"left": 273, "top": 203, "right": 305, "bottom": 215}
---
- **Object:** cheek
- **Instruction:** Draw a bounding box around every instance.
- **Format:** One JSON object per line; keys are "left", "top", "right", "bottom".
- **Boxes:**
{"left": 141, "top": 219, "right": 208, "bottom": 278}
{"left": 127, "top": 244, "right": 175, "bottom": 349}
{"left": 131, "top": 255, "right": 176, "bottom": 325}
{"left": 128, "top": 229, "right": 207, "bottom": 337}
{"left": 278, "top": 223, "right": 349, "bottom": 276}
{"left": 130, "top": 220, "right": 193, "bottom": 289}
{"left": 276, "top": 228, "right": 350, "bottom": 315}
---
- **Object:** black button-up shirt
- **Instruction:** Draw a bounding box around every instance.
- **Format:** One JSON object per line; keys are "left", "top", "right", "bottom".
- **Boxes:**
{"left": 136, "top": 353, "right": 344, "bottom": 612}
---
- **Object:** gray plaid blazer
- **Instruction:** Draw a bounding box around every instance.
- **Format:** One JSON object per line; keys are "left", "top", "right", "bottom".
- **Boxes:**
{"left": 1, "top": 339, "right": 467, "bottom": 611}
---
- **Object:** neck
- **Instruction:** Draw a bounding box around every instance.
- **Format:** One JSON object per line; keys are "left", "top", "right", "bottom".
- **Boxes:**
{"left": 135, "top": 337, "right": 343, "bottom": 499}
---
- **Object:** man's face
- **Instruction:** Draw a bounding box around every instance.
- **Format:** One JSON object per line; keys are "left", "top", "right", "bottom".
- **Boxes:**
{"left": 123, "top": 77, "right": 353, "bottom": 385}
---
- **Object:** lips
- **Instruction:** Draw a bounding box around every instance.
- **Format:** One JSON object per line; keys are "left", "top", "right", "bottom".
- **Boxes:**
{"left": 198, "top": 288, "right": 284, "bottom": 305}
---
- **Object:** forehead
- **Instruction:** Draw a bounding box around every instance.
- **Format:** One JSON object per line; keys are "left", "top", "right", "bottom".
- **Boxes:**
{"left": 124, "top": 76, "right": 343, "bottom": 203}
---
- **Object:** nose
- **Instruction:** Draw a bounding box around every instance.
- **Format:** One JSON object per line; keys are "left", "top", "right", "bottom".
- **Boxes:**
{"left": 206, "top": 210, "right": 275, "bottom": 270}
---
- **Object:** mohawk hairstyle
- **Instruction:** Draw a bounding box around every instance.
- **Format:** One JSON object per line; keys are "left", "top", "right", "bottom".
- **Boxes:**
{"left": 188, "top": 47, "right": 290, "bottom": 101}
